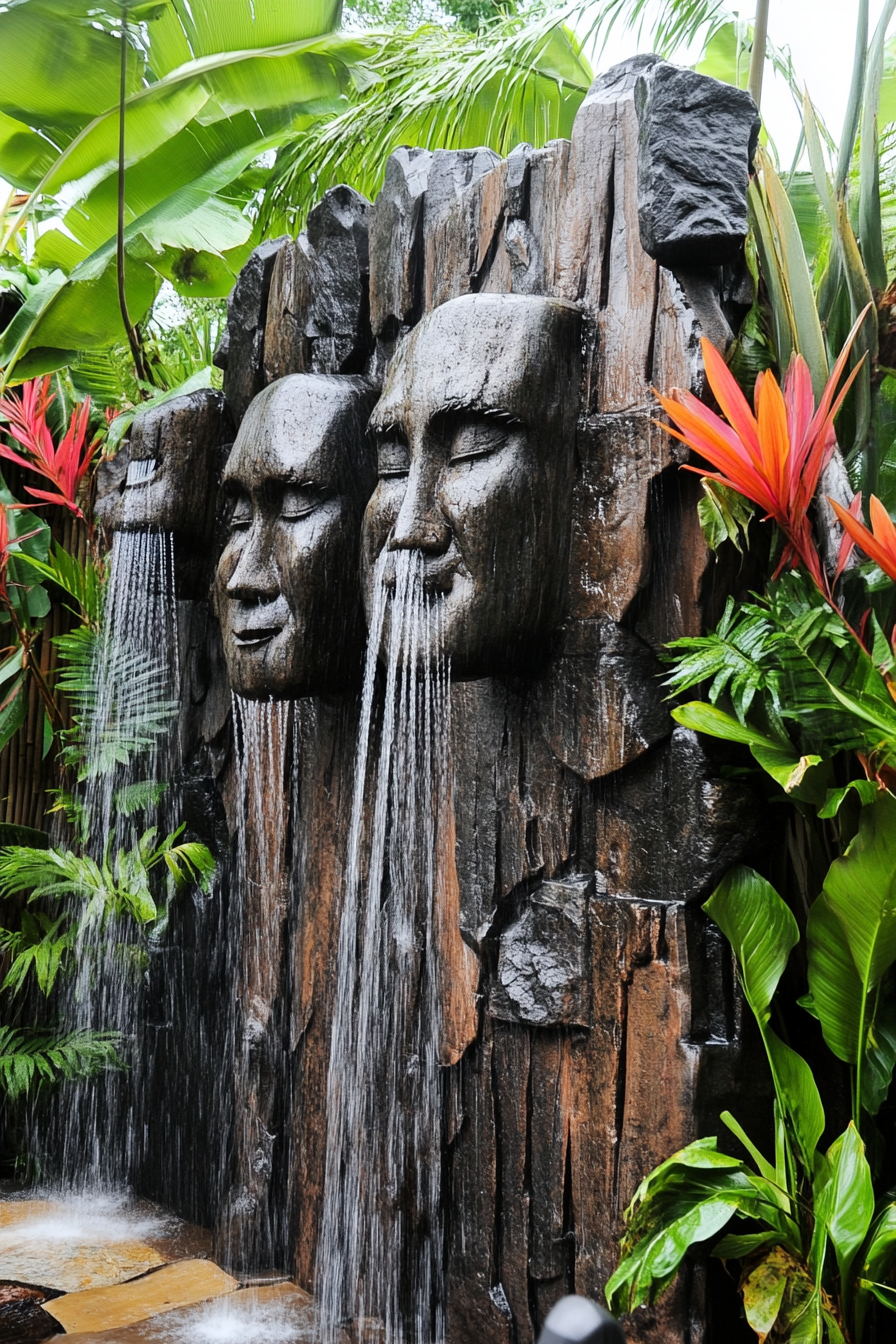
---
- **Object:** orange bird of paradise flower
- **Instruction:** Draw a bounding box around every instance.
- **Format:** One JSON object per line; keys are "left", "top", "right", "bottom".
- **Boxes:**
{"left": 829, "top": 493, "right": 896, "bottom": 585}
{"left": 653, "top": 308, "right": 870, "bottom": 593}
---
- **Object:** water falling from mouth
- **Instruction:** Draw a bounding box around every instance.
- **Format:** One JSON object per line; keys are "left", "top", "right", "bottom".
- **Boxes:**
{"left": 318, "top": 548, "right": 449, "bottom": 1344}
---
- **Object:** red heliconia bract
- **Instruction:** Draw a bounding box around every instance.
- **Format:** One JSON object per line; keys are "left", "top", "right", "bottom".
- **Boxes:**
{"left": 830, "top": 492, "right": 896, "bottom": 585}
{"left": 653, "top": 307, "right": 870, "bottom": 595}
{"left": 0, "top": 376, "right": 101, "bottom": 522}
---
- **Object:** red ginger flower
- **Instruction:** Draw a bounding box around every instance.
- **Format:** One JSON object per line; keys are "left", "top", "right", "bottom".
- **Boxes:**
{"left": 0, "top": 376, "right": 100, "bottom": 522}
{"left": 654, "top": 308, "right": 869, "bottom": 593}
{"left": 829, "top": 493, "right": 896, "bottom": 584}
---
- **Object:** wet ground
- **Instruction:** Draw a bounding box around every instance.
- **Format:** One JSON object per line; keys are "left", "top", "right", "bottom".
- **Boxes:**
{"left": 0, "top": 1192, "right": 323, "bottom": 1343}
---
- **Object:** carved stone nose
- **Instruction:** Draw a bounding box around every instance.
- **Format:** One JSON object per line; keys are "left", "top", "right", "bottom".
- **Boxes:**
{"left": 388, "top": 516, "right": 451, "bottom": 553}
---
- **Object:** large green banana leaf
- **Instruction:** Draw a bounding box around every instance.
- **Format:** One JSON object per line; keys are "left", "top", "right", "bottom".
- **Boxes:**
{"left": 0, "top": 1, "right": 362, "bottom": 381}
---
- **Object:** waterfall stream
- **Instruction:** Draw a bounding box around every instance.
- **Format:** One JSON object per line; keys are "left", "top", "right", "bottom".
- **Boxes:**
{"left": 37, "top": 494, "right": 183, "bottom": 1194}
{"left": 318, "top": 548, "right": 449, "bottom": 1344}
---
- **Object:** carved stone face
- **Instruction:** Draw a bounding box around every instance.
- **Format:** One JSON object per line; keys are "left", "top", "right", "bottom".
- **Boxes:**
{"left": 363, "top": 294, "right": 581, "bottom": 679}
{"left": 214, "top": 375, "right": 377, "bottom": 699}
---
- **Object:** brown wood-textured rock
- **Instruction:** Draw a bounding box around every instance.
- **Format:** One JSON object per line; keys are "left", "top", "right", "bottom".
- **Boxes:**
{"left": 217, "top": 237, "right": 288, "bottom": 423}
{"left": 263, "top": 187, "right": 373, "bottom": 383}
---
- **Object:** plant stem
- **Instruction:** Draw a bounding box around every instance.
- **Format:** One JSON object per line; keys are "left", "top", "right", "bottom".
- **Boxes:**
{"left": 116, "top": 9, "right": 150, "bottom": 386}
{"left": 748, "top": 0, "right": 770, "bottom": 107}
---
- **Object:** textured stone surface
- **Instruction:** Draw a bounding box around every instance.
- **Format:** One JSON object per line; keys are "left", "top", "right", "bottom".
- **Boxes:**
{"left": 595, "top": 728, "right": 766, "bottom": 904}
{"left": 148, "top": 51, "right": 769, "bottom": 1344}
{"left": 216, "top": 237, "right": 287, "bottom": 422}
{"left": 263, "top": 186, "right": 372, "bottom": 381}
{"left": 369, "top": 147, "right": 432, "bottom": 336}
{"left": 61, "top": 1283, "right": 320, "bottom": 1344}
{"left": 0, "top": 1200, "right": 165, "bottom": 1294}
{"left": 102, "top": 393, "right": 234, "bottom": 602}
{"left": 491, "top": 875, "right": 592, "bottom": 1027}
{"left": 636, "top": 62, "right": 760, "bottom": 268}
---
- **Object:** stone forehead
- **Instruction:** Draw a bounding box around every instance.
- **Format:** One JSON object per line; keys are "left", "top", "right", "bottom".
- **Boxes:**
{"left": 372, "top": 294, "right": 580, "bottom": 427}
{"left": 225, "top": 374, "right": 373, "bottom": 480}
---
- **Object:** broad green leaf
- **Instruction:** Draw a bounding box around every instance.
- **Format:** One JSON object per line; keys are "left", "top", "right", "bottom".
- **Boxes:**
{"left": 694, "top": 20, "right": 750, "bottom": 90}
{"left": 607, "top": 1192, "right": 740, "bottom": 1315}
{"left": 704, "top": 867, "right": 799, "bottom": 1022}
{"left": 623, "top": 1136, "right": 747, "bottom": 1219}
{"left": 0, "top": 270, "right": 68, "bottom": 372}
{"left": 0, "top": 4, "right": 142, "bottom": 131}
{"left": 767, "top": 1031, "right": 826, "bottom": 1168}
{"left": 856, "top": 1203, "right": 896, "bottom": 1336}
{"left": 21, "top": 258, "right": 160, "bottom": 357}
{"left": 819, "top": 780, "right": 882, "bottom": 818}
{"left": 0, "top": 676, "right": 27, "bottom": 753}
{"left": 0, "top": 109, "right": 60, "bottom": 191}
{"left": 816, "top": 1124, "right": 874, "bottom": 1287}
{"left": 861, "top": 978, "right": 896, "bottom": 1116}
{"left": 742, "top": 1245, "right": 791, "bottom": 1338}
{"left": 712, "top": 1230, "right": 782, "bottom": 1259}
{"left": 825, "top": 792, "right": 896, "bottom": 989}
{"left": 671, "top": 701, "right": 820, "bottom": 793}
{"left": 697, "top": 477, "right": 754, "bottom": 554}
{"left": 807, "top": 892, "right": 864, "bottom": 1064}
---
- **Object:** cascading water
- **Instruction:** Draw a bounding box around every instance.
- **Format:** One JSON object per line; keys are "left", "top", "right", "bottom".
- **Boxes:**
{"left": 36, "top": 461, "right": 183, "bottom": 1193}
{"left": 318, "top": 548, "right": 449, "bottom": 1344}
{"left": 219, "top": 693, "right": 293, "bottom": 1271}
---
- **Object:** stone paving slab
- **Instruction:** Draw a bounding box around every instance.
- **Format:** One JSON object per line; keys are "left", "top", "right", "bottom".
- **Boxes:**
{"left": 0, "top": 1201, "right": 166, "bottom": 1294}
{"left": 52, "top": 1281, "right": 327, "bottom": 1342}
{"left": 43, "top": 1258, "right": 238, "bottom": 1334}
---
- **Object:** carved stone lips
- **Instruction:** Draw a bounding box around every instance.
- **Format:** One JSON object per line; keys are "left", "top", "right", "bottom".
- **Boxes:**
{"left": 232, "top": 622, "right": 283, "bottom": 648}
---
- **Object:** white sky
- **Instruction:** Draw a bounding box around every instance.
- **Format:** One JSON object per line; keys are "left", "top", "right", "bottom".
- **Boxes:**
{"left": 576, "top": 0, "right": 893, "bottom": 168}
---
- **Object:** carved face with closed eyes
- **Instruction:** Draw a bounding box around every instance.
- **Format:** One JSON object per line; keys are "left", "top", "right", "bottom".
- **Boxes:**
{"left": 214, "top": 374, "right": 378, "bottom": 699}
{"left": 362, "top": 294, "right": 582, "bottom": 679}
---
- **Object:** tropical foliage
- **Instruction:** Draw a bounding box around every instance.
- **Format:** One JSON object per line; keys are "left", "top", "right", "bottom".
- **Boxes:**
{"left": 607, "top": 4, "right": 896, "bottom": 1335}
{"left": 608, "top": 853, "right": 896, "bottom": 1343}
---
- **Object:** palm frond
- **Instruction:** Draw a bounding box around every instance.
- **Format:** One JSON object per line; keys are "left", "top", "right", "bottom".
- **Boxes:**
{"left": 0, "top": 1025, "right": 122, "bottom": 1102}
{"left": 664, "top": 596, "right": 782, "bottom": 722}
{"left": 261, "top": 4, "right": 595, "bottom": 234}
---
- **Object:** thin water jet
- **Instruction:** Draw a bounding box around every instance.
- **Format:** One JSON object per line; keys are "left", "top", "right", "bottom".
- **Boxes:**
{"left": 318, "top": 548, "right": 449, "bottom": 1344}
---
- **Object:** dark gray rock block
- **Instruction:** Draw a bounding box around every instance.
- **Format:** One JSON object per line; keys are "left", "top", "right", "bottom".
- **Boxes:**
{"left": 491, "top": 875, "right": 593, "bottom": 1028}
{"left": 635, "top": 62, "right": 760, "bottom": 267}
{"left": 369, "top": 147, "right": 432, "bottom": 336}
{"left": 263, "top": 185, "right": 373, "bottom": 379}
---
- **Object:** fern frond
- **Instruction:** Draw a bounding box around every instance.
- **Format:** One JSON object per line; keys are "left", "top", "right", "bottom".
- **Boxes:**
{"left": 0, "top": 1026, "right": 122, "bottom": 1102}
{"left": 664, "top": 597, "right": 781, "bottom": 722}
{"left": 0, "top": 909, "right": 73, "bottom": 995}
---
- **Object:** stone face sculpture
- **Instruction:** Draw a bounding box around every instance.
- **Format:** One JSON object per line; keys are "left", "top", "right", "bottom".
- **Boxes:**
{"left": 363, "top": 293, "right": 582, "bottom": 679}
{"left": 214, "top": 373, "right": 378, "bottom": 699}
